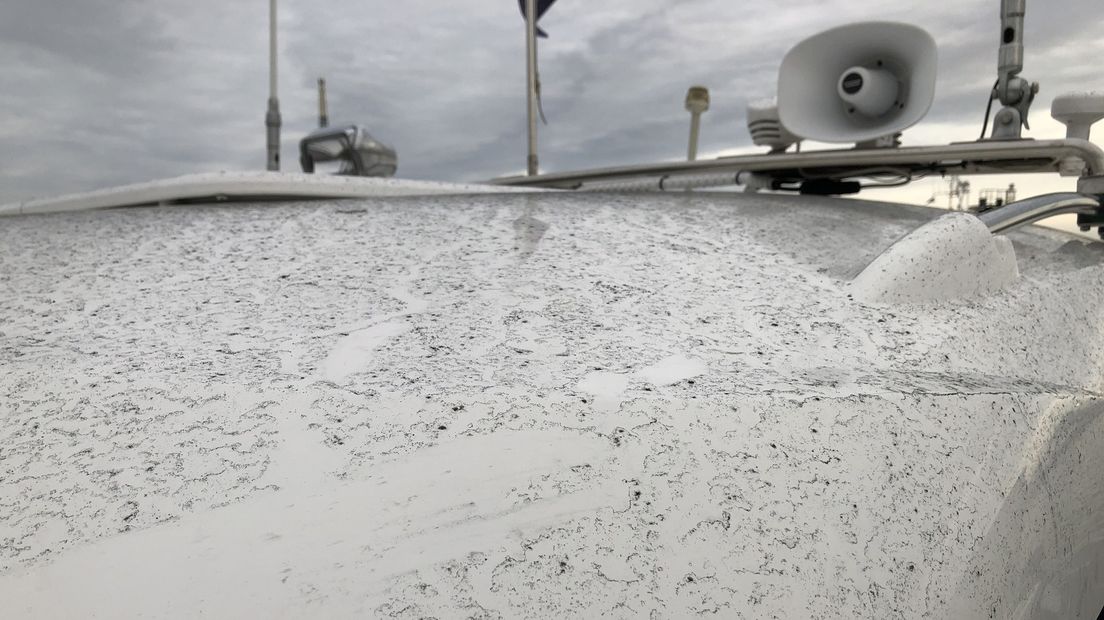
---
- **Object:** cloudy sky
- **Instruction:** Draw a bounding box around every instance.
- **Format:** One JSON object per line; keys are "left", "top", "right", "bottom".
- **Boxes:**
{"left": 1, "top": 0, "right": 1102, "bottom": 206}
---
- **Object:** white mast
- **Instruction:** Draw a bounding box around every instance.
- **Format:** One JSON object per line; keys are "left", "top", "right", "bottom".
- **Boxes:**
{"left": 525, "top": 0, "right": 539, "bottom": 176}
{"left": 684, "top": 87, "right": 710, "bottom": 161}
{"left": 265, "top": 0, "right": 282, "bottom": 171}
{"left": 318, "top": 78, "right": 329, "bottom": 128}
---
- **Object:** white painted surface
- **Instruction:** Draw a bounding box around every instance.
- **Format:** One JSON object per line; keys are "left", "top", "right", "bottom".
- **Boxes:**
{"left": 2, "top": 430, "right": 625, "bottom": 619}
{"left": 320, "top": 321, "right": 412, "bottom": 383}
{"left": 1, "top": 192, "right": 1102, "bottom": 618}
{"left": 636, "top": 354, "right": 707, "bottom": 386}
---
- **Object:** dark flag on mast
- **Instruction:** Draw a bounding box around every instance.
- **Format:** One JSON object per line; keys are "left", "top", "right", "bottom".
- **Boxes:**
{"left": 517, "top": 0, "right": 558, "bottom": 37}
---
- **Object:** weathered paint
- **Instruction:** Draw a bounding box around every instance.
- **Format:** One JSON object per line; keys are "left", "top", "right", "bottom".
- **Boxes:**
{"left": 1, "top": 192, "right": 1102, "bottom": 618}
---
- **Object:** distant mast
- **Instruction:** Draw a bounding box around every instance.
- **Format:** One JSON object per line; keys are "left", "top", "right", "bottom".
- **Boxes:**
{"left": 684, "top": 86, "right": 710, "bottom": 161}
{"left": 524, "top": 0, "right": 539, "bottom": 176}
{"left": 517, "top": 0, "right": 558, "bottom": 176}
{"left": 318, "top": 78, "right": 329, "bottom": 128}
{"left": 265, "top": 0, "right": 282, "bottom": 171}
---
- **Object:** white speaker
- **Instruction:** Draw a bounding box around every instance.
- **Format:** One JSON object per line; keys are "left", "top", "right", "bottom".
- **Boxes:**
{"left": 778, "top": 22, "right": 938, "bottom": 143}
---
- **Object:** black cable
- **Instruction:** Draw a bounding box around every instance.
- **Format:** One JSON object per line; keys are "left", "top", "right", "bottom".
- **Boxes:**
{"left": 859, "top": 175, "right": 913, "bottom": 189}
{"left": 537, "top": 78, "right": 548, "bottom": 125}
{"left": 535, "top": 41, "right": 548, "bottom": 124}
{"left": 978, "top": 79, "right": 1000, "bottom": 140}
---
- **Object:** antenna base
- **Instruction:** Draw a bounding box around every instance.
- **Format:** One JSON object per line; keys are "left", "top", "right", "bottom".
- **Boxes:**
{"left": 989, "top": 78, "right": 1039, "bottom": 140}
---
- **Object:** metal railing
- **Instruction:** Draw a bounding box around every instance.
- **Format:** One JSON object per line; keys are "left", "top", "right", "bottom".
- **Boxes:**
{"left": 490, "top": 139, "right": 1104, "bottom": 191}
{"left": 976, "top": 192, "right": 1101, "bottom": 234}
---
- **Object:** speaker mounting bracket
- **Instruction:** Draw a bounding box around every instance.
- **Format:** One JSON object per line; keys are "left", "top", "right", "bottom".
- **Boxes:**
{"left": 854, "top": 133, "right": 902, "bottom": 149}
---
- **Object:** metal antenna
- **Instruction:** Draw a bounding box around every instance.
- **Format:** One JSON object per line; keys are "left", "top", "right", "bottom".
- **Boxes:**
{"left": 990, "top": 0, "right": 1038, "bottom": 139}
{"left": 525, "top": 0, "right": 539, "bottom": 176}
{"left": 318, "top": 78, "right": 329, "bottom": 128}
{"left": 519, "top": 0, "right": 559, "bottom": 173}
{"left": 265, "top": 0, "right": 282, "bottom": 170}
{"left": 685, "top": 87, "right": 710, "bottom": 161}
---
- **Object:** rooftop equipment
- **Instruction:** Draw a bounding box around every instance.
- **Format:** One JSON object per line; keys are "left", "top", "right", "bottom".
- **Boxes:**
{"left": 299, "top": 126, "right": 397, "bottom": 178}
{"left": 746, "top": 98, "right": 800, "bottom": 153}
{"left": 988, "top": 0, "right": 1038, "bottom": 139}
{"left": 776, "top": 21, "right": 937, "bottom": 145}
{"left": 1050, "top": 92, "right": 1104, "bottom": 176}
{"left": 684, "top": 86, "right": 710, "bottom": 161}
{"left": 492, "top": 7, "right": 1104, "bottom": 239}
{"left": 318, "top": 78, "right": 329, "bottom": 128}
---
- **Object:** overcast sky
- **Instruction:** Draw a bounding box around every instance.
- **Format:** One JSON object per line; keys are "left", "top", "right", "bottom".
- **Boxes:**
{"left": 1, "top": 0, "right": 1102, "bottom": 206}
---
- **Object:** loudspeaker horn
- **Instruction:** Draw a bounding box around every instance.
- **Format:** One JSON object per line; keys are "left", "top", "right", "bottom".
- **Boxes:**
{"left": 777, "top": 22, "right": 937, "bottom": 143}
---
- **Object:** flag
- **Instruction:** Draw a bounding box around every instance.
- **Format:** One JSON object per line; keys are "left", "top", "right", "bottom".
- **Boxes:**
{"left": 517, "top": 0, "right": 558, "bottom": 38}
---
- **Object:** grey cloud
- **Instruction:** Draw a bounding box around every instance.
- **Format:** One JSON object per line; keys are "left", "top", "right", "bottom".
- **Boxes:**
{"left": 0, "top": 1, "right": 275, "bottom": 200}
{"left": 1, "top": 0, "right": 1102, "bottom": 202}
{"left": 0, "top": 0, "right": 174, "bottom": 79}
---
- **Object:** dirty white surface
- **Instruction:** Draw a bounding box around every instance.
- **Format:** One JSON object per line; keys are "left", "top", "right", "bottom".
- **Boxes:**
{"left": 853, "top": 212, "right": 1020, "bottom": 303}
{"left": 0, "top": 171, "right": 530, "bottom": 216}
{"left": 1, "top": 192, "right": 1103, "bottom": 618}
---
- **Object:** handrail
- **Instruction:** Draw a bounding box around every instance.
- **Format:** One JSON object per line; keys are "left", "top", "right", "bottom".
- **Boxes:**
{"left": 489, "top": 139, "right": 1104, "bottom": 189}
{"left": 976, "top": 192, "right": 1101, "bottom": 234}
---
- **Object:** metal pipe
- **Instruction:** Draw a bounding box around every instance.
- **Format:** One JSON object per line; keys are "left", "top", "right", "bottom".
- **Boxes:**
{"left": 525, "top": 0, "right": 539, "bottom": 176}
{"left": 976, "top": 192, "right": 1100, "bottom": 233}
{"left": 318, "top": 78, "right": 329, "bottom": 128}
{"left": 269, "top": 0, "right": 277, "bottom": 100}
{"left": 265, "top": 0, "right": 281, "bottom": 171}
{"left": 998, "top": 0, "right": 1026, "bottom": 89}
{"left": 687, "top": 113, "right": 702, "bottom": 161}
{"left": 579, "top": 171, "right": 747, "bottom": 192}
{"left": 489, "top": 139, "right": 1104, "bottom": 189}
